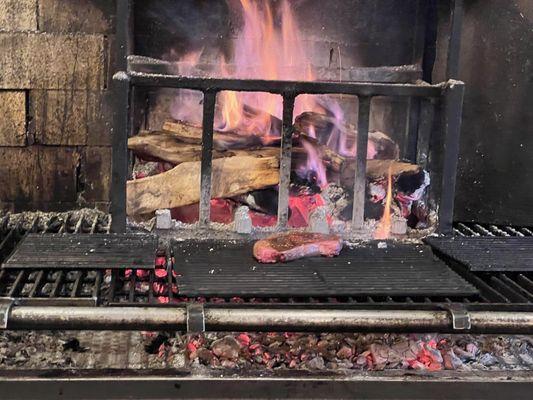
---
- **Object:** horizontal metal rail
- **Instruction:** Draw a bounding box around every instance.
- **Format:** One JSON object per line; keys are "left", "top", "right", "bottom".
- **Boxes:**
{"left": 1, "top": 371, "right": 532, "bottom": 400}
{"left": 4, "top": 305, "right": 533, "bottom": 333}
{"left": 126, "top": 71, "right": 444, "bottom": 97}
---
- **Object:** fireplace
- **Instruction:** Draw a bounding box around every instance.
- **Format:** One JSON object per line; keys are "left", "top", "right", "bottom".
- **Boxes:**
{"left": 110, "top": 0, "right": 464, "bottom": 240}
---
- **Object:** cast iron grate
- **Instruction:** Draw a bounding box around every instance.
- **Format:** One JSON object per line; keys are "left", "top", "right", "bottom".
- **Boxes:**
{"left": 2, "top": 233, "right": 158, "bottom": 270}
{"left": 172, "top": 240, "right": 478, "bottom": 298}
{"left": 2, "top": 213, "right": 532, "bottom": 306}
{"left": 425, "top": 236, "right": 533, "bottom": 272}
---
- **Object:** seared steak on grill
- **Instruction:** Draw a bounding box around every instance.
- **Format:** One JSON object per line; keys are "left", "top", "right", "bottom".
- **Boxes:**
{"left": 253, "top": 232, "right": 343, "bottom": 263}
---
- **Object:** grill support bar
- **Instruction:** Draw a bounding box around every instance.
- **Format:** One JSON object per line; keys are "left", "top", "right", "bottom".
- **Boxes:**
{"left": 4, "top": 306, "right": 533, "bottom": 334}
{"left": 199, "top": 91, "right": 217, "bottom": 226}
{"left": 352, "top": 96, "right": 371, "bottom": 229}
{"left": 277, "top": 94, "right": 296, "bottom": 228}
{"left": 438, "top": 80, "right": 465, "bottom": 233}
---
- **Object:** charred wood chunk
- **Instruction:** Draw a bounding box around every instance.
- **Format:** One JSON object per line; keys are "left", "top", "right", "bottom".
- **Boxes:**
{"left": 293, "top": 111, "right": 399, "bottom": 159}
{"left": 236, "top": 189, "right": 279, "bottom": 215}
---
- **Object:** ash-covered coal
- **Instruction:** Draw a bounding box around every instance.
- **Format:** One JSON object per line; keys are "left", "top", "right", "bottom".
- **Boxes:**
{"left": 1, "top": 331, "right": 531, "bottom": 373}
{"left": 184, "top": 332, "right": 533, "bottom": 372}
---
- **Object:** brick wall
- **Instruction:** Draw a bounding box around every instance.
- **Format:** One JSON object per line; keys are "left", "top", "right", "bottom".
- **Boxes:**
{"left": 0, "top": 0, "right": 115, "bottom": 212}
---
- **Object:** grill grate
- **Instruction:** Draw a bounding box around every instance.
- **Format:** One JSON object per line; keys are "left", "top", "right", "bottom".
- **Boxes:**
{"left": 172, "top": 240, "right": 477, "bottom": 298}
{"left": 425, "top": 236, "right": 533, "bottom": 272}
{"left": 1, "top": 214, "right": 532, "bottom": 306}
{"left": 2, "top": 233, "right": 158, "bottom": 270}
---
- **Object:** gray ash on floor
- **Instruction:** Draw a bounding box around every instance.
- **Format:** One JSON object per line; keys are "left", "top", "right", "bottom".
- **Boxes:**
{"left": 3, "top": 330, "right": 529, "bottom": 372}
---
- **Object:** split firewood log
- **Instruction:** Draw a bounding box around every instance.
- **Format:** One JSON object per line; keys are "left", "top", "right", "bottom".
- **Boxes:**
{"left": 129, "top": 130, "right": 279, "bottom": 165}
{"left": 340, "top": 159, "right": 421, "bottom": 188}
{"left": 293, "top": 111, "right": 399, "bottom": 160}
{"left": 293, "top": 135, "right": 418, "bottom": 179}
{"left": 126, "top": 154, "right": 280, "bottom": 215}
{"left": 162, "top": 120, "right": 265, "bottom": 150}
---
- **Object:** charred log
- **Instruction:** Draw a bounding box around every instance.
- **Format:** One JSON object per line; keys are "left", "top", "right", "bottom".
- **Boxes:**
{"left": 294, "top": 111, "right": 399, "bottom": 159}
{"left": 129, "top": 130, "right": 279, "bottom": 165}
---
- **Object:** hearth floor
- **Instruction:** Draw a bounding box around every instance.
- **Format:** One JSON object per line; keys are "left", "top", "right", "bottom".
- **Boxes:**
{"left": 172, "top": 240, "right": 477, "bottom": 298}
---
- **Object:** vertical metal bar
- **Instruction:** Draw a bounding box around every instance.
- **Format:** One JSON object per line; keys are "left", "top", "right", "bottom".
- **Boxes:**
{"left": 110, "top": 0, "right": 134, "bottom": 233}
{"left": 49, "top": 271, "right": 64, "bottom": 298}
{"left": 199, "top": 91, "right": 217, "bottom": 227}
{"left": 128, "top": 272, "right": 136, "bottom": 303}
{"left": 7, "top": 271, "right": 27, "bottom": 298}
{"left": 438, "top": 81, "right": 464, "bottom": 234}
{"left": 416, "top": 98, "right": 436, "bottom": 169}
{"left": 107, "top": 270, "right": 118, "bottom": 304}
{"left": 277, "top": 94, "right": 296, "bottom": 229}
{"left": 148, "top": 270, "right": 155, "bottom": 304}
{"left": 71, "top": 271, "right": 85, "bottom": 298}
{"left": 93, "top": 271, "right": 102, "bottom": 304}
{"left": 29, "top": 271, "right": 45, "bottom": 298}
{"left": 111, "top": 76, "right": 132, "bottom": 233}
{"left": 352, "top": 96, "right": 371, "bottom": 230}
{"left": 404, "top": 97, "right": 420, "bottom": 163}
{"left": 446, "top": 0, "right": 464, "bottom": 79}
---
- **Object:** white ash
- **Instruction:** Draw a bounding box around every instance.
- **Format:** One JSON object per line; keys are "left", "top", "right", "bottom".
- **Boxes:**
{"left": 155, "top": 209, "right": 173, "bottom": 230}
{"left": 1, "top": 208, "right": 109, "bottom": 232}
{"left": 132, "top": 160, "right": 162, "bottom": 178}
{"left": 308, "top": 206, "right": 329, "bottom": 234}
{"left": 234, "top": 206, "right": 253, "bottom": 234}
{"left": 322, "top": 183, "right": 351, "bottom": 219}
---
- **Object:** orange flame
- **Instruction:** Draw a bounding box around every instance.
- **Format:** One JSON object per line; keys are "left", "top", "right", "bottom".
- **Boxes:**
{"left": 170, "top": 0, "right": 358, "bottom": 189}
{"left": 374, "top": 164, "right": 393, "bottom": 240}
{"left": 215, "top": 0, "right": 322, "bottom": 132}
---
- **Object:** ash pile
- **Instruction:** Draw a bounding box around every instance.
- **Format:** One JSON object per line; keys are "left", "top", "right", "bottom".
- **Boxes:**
{"left": 1, "top": 331, "right": 532, "bottom": 373}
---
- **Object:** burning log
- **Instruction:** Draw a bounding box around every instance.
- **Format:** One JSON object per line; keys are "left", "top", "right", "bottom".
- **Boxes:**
{"left": 294, "top": 111, "right": 399, "bottom": 160}
{"left": 365, "top": 160, "right": 420, "bottom": 179}
{"left": 126, "top": 154, "right": 280, "bottom": 215}
{"left": 162, "top": 119, "right": 280, "bottom": 150}
{"left": 129, "top": 130, "right": 279, "bottom": 165}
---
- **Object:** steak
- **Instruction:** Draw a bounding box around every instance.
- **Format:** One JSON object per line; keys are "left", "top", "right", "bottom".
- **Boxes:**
{"left": 253, "top": 232, "right": 343, "bottom": 263}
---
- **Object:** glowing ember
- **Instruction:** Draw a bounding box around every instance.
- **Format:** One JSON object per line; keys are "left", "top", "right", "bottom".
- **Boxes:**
{"left": 374, "top": 164, "right": 393, "bottom": 240}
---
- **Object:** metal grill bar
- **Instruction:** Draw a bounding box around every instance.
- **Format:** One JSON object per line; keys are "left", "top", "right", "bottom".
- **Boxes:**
{"left": 128, "top": 71, "right": 443, "bottom": 98}
{"left": 277, "top": 94, "right": 296, "bottom": 228}
{"left": 437, "top": 81, "right": 465, "bottom": 233}
{"left": 352, "top": 96, "right": 371, "bottom": 229}
{"left": 416, "top": 98, "right": 436, "bottom": 169}
{"left": 199, "top": 91, "right": 217, "bottom": 227}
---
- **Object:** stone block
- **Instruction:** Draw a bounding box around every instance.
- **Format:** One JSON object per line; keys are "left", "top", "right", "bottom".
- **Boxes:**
{"left": 0, "top": 0, "right": 37, "bottom": 31}
{"left": 30, "top": 90, "right": 112, "bottom": 146}
{"left": 0, "top": 90, "right": 26, "bottom": 146}
{"left": 38, "top": 0, "right": 115, "bottom": 34}
{"left": 0, "top": 146, "right": 80, "bottom": 208}
{"left": 155, "top": 209, "right": 172, "bottom": 230}
{"left": 0, "top": 147, "right": 37, "bottom": 203}
{"left": 0, "top": 32, "right": 105, "bottom": 90}
{"left": 37, "top": 146, "right": 80, "bottom": 203}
